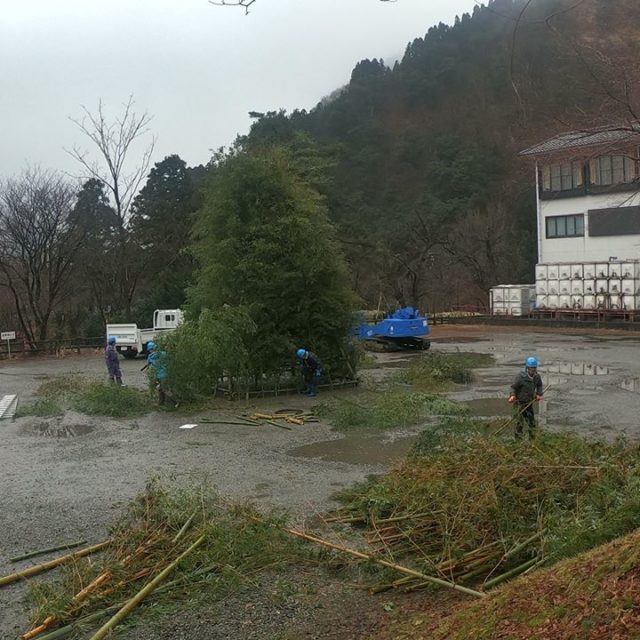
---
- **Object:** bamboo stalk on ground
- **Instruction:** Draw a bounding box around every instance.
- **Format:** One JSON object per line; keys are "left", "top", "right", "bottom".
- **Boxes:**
{"left": 483, "top": 556, "right": 540, "bottom": 589}
{"left": 284, "top": 527, "right": 486, "bottom": 598}
{"left": 87, "top": 535, "right": 206, "bottom": 640}
{"left": 0, "top": 541, "right": 111, "bottom": 588}
{"left": 10, "top": 541, "right": 88, "bottom": 564}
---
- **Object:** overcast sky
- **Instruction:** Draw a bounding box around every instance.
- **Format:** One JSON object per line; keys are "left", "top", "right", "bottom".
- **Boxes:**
{"left": 1, "top": 0, "right": 478, "bottom": 179}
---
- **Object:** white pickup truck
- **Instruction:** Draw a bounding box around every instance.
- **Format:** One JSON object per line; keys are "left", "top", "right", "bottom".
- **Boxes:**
{"left": 106, "top": 309, "right": 184, "bottom": 359}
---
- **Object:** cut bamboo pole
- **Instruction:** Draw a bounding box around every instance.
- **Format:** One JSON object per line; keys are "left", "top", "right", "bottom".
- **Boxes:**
{"left": 87, "top": 535, "right": 206, "bottom": 640}
{"left": 10, "top": 541, "right": 88, "bottom": 563}
{"left": 483, "top": 556, "right": 539, "bottom": 589}
{"left": 172, "top": 512, "right": 197, "bottom": 543}
{"left": 0, "top": 541, "right": 110, "bottom": 588}
{"left": 284, "top": 527, "right": 485, "bottom": 598}
{"left": 266, "top": 419, "right": 292, "bottom": 431}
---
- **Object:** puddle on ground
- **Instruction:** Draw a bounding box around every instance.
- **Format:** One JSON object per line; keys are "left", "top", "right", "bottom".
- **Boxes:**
{"left": 620, "top": 378, "right": 640, "bottom": 394}
{"left": 30, "top": 423, "right": 94, "bottom": 438}
{"left": 544, "top": 363, "right": 610, "bottom": 376}
{"left": 288, "top": 433, "right": 417, "bottom": 466}
{"left": 463, "top": 398, "right": 511, "bottom": 417}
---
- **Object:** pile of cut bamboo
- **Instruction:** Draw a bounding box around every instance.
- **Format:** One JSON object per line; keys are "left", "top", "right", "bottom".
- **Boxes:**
{"left": 200, "top": 410, "right": 319, "bottom": 431}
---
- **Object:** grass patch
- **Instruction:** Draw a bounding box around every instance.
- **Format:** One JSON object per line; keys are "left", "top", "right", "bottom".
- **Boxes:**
{"left": 396, "top": 352, "right": 494, "bottom": 390}
{"left": 15, "top": 398, "right": 65, "bottom": 418}
{"left": 70, "top": 382, "right": 153, "bottom": 418}
{"left": 317, "top": 391, "right": 468, "bottom": 430}
{"left": 20, "top": 375, "right": 154, "bottom": 419}
{"left": 25, "top": 479, "right": 315, "bottom": 635}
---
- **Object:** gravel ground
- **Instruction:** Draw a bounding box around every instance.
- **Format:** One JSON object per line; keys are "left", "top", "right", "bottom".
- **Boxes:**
{"left": 2, "top": 325, "right": 640, "bottom": 638}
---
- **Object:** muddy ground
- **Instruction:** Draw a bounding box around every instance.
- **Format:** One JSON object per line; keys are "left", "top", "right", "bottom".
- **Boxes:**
{"left": 2, "top": 324, "right": 640, "bottom": 638}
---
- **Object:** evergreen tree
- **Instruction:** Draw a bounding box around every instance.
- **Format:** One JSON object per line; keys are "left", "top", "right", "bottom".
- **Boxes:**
{"left": 189, "top": 146, "right": 356, "bottom": 377}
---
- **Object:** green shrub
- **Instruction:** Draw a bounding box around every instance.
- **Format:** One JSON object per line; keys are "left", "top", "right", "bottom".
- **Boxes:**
{"left": 397, "top": 352, "right": 494, "bottom": 389}
{"left": 15, "top": 398, "right": 64, "bottom": 418}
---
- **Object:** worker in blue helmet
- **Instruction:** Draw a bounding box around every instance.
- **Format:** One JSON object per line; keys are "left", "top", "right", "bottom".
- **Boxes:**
{"left": 143, "top": 341, "right": 179, "bottom": 407}
{"left": 104, "top": 335, "right": 123, "bottom": 385}
{"left": 296, "top": 348, "right": 322, "bottom": 397}
{"left": 507, "top": 356, "right": 543, "bottom": 439}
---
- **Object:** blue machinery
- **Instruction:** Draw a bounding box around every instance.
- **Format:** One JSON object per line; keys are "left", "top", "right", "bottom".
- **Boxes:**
{"left": 354, "top": 307, "right": 431, "bottom": 350}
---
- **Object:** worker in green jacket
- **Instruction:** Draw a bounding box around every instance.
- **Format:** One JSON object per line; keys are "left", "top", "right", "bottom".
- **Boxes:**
{"left": 508, "top": 356, "right": 543, "bottom": 439}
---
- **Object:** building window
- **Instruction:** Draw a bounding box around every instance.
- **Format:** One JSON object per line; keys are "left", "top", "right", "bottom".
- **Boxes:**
{"left": 546, "top": 214, "right": 585, "bottom": 238}
{"left": 589, "top": 155, "right": 637, "bottom": 186}
{"left": 541, "top": 162, "right": 584, "bottom": 192}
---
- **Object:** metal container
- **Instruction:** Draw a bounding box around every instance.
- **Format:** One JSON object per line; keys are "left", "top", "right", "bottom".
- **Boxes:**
{"left": 583, "top": 295, "right": 596, "bottom": 309}
{"left": 535, "top": 265, "right": 548, "bottom": 281}
{"left": 491, "top": 287, "right": 505, "bottom": 303}
{"left": 547, "top": 295, "right": 559, "bottom": 308}
{"left": 571, "top": 264, "right": 584, "bottom": 279}
{"left": 559, "top": 295, "right": 571, "bottom": 309}
{"left": 559, "top": 280, "right": 571, "bottom": 294}
{"left": 622, "top": 294, "right": 639, "bottom": 310}
{"left": 583, "top": 264, "right": 596, "bottom": 279}
{"left": 595, "top": 279, "right": 608, "bottom": 294}
{"left": 610, "top": 294, "right": 622, "bottom": 309}
{"left": 536, "top": 294, "right": 548, "bottom": 308}
{"left": 571, "top": 295, "right": 583, "bottom": 309}
{"left": 621, "top": 279, "right": 638, "bottom": 295}
{"left": 596, "top": 263, "right": 609, "bottom": 278}
{"left": 621, "top": 261, "right": 640, "bottom": 279}
{"left": 596, "top": 294, "right": 608, "bottom": 308}
{"left": 536, "top": 281, "right": 548, "bottom": 295}
{"left": 583, "top": 279, "right": 596, "bottom": 294}
{"left": 547, "top": 280, "right": 560, "bottom": 295}
{"left": 571, "top": 281, "right": 584, "bottom": 295}
{"left": 547, "top": 264, "right": 559, "bottom": 280}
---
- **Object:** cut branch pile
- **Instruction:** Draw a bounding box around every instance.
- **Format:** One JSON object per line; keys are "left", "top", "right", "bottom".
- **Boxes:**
{"left": 4, "top": 480, "right": 308, "bottom": 640}
{"left": 328, "top": 431, "right": 640, "bottom": 592}
{"left": 199, "top": 409, "right": 319, "bottom": 430}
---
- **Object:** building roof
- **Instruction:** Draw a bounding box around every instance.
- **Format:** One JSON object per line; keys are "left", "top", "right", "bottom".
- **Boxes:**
{"left": 520, "top": 124, "right": 640, "bottom": 157}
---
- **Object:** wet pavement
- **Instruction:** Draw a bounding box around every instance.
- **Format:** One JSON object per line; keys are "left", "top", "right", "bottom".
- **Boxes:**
{"left": 2, "top": 326, "right": 640, "bottom": 636}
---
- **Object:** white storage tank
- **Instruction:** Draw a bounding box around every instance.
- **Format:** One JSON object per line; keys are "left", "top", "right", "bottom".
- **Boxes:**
{"left": 584, "top": 279, "right": 596, "bottom": 294}
{"left": 536, "top": 281, "right": 548, "bottom": 295}
{"left": 584, "top": 264, "right": 596, "bottom": 279}
{"left": 596, "top": 263, "right": 609, "bottom": 278}
{"left": 571, "top": 281, "right": 584, "bottom": 295}
{"left": 571, "top": 264, "right": 584, "bottom": 279}
{"left": 609, "top": 279, "right": 622, "bottom": 294}
{"left": 609, "top": 263, "right": 622, "bottom": 278}
{"left": 548, "top": 295, "right": 559, "bottom": 308}
{"left": 548, "top": 280, "right": 560, "bottom": 295}
{"left": 535, "top": 265, "right": 547, "bottom": 281}
{"left": 559, "top": 264, "right": 572, "bottom": 279}
{"left": 623, "top": 294, "right": 639, "bottom": 310}
{"left": 536, "top": 294, "right": 548, "bottom": 309}
{"left": 559, "top": 295, "right": 571, "bottom": 309}
{"left": 596, "top": 279, "right": 608, "bottom": 294}
{"left": 559, "top": 280, "right": 571, "bottom": 295}
{"left": 621, "top": 261, "right": 640, "bottom": 279}
{"left": 571, "top": 295, "right": 583, "bottom": 309}
{"left": 610, "top": 294, "right": 622, "bottom": 309}
{"left": 583, "top": 295, "right": 596, "bottom": 309}
{"left": 547, "top": 264, "right": 559, "bottom": 280}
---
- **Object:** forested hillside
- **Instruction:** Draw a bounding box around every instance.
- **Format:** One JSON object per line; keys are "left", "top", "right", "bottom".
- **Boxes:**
{"left": 1, "top": 0, "right": 638, "bottom": 342}
{"left": 243, "top": 0, "right": 640, "bottom": 311}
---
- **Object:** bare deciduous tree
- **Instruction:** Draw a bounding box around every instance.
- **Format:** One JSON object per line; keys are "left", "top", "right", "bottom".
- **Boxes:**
{"left": 67, "top": 96, "right": 154, "bottom": 229}
{"left": 0, "top": 169, "right": 82, "bottom": 346}
{"left": 67, "top": 97, "right": 155, "bottom": 316}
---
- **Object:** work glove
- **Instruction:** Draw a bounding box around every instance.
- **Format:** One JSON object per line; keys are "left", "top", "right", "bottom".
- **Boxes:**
{"left": 535, "top": 394, "right": 543, "bottom": 401}
{"left": 507, "top": 395, "right": 516, "bottom": 404}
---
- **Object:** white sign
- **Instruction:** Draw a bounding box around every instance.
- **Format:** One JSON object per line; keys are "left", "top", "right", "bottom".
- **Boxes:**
{"left": 1, "top": 332, "right": 15, "bottom": 341}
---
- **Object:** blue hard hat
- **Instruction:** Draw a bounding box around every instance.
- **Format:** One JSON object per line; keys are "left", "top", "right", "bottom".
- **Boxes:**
{"left": 108, "top": 335, "right": 116, "bottom": 345}
{"left": 147, "top": 341, "right": 157, "bottom": 351}
{"left": 525, "top": 356, "right": 538, "bottom": 368}
{"left": 296, "top": 348, "right": 306, "bottom": 359}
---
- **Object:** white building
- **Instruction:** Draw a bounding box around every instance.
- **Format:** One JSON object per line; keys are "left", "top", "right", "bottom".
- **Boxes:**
{"left": 517, "top": 125, "right": 640, "bottom": 312}
{"left": 521, "top": 126, "right": 640, "bottom": 265}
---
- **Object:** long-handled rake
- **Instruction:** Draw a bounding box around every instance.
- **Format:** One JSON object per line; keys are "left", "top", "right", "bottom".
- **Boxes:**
{"left": 495, "top": 384, "right": 551, "bottom": 436}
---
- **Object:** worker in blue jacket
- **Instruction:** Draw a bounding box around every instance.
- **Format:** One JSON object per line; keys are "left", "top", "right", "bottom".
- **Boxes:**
{"left": 508, "top": 356, "right": 543, "bottom": 439}
{"left": 296, "top": 348, "right": 322, "bottom": 397}
{"left": 144, "top": 341, "right": 178, "bottom": 407}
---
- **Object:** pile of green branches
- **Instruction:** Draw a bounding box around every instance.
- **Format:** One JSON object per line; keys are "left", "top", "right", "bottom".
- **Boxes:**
{"left": 395, "top": 352, "right": 494, "bottom": 389}
{"left": 332, "top": 427, "right": 640, "bottom": 590}
{"left": 20, "top": 480, "right": 311, "bottom": 639}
